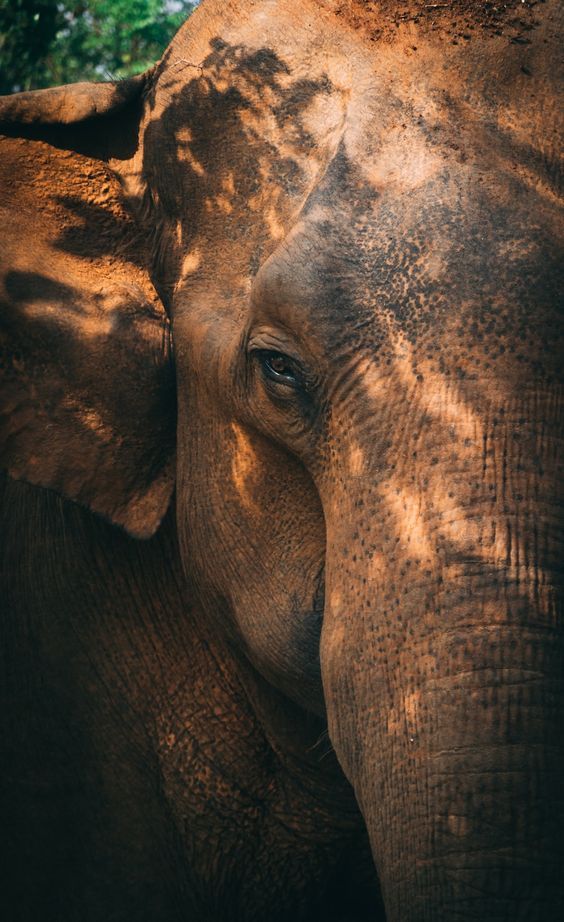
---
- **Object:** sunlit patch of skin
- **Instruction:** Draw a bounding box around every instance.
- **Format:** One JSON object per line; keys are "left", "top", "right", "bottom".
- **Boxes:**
{"left": 492, "top": 91, "right": 562, "bottom": 200}
{"left": 330, "top": 586, "right": 343, "bottom": 612}
{"left": 238, "top": 97, "right": 346, "bottom": 225}
{"left": 169, "top": 220, "right": 181, "bottom": 252}
{"left": 179, "top": 248, "right": 202, "bottom": 283}
{"left": 15, "top": 295, "right": 115, "bottom": 339}
{"left": 264, "top": 207, "right": 287, "bottom": 242}
{"left": 406, "top": 693, "right": 420, "bottom": 739}
{"left": 2, "top": 257, "right": 156, "bottom": 342}
{"left": 299, "top": 87, "right": 349, "bottom": 162}
{"left": 342, "top": 40, "right": 464, "bottom": 170}
{"left": 230, "top": 422, "right": 262, "bottom": 515}
{"left": 175, "top": 126, "right": 192, "bottom": 143}
{"left": 133, "top": 4, "right": 363, "bottom": 314}
{"left": 221, "top": 173, "right": 235, "bottom": 196}
{"left": 384, "top": 334, "right": 484, "bottom": 438}
{"left": 358, "top": 127, "right": 443, "bottom": 194}
{"left": 213, "top": 194, "right": 234, "bottom": 215}
{"left": 348, "top": 444, "right": 365, "bottom": 478}
{"left": 322, "top": 616, "right": 347, "bottom": 671}
{"left": 175, "top": 130, "right": 206, "bottom": 176}
{"left": 386, "top": 691, "right": 420, "bottom": 739}
{"left": 71, "top": 405, "right": 115, "bottom": 443}
{"left": 376, "top": 481, "right": 436, "bottom": 569}
{"left": 335, "top": 14, "right": 562, "bottom": 244}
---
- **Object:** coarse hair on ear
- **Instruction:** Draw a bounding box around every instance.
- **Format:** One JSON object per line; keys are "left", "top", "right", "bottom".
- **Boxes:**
{"left": 0, "top": 73, "right": 149, "bottom": 161}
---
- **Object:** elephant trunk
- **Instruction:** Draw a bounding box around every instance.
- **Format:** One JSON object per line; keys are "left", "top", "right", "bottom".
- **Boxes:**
{"left": 322, "top": 570, "right": 564, "bottom": 918}
{"left": 320, "top": 448, "right": 564, "bottom": 919}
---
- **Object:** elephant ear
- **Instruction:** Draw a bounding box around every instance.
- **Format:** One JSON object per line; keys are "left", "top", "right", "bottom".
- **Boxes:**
{"left": 0, "top": 133, "right": 176, "bottom": 539}
{"left": 0, "top": 75, "right": 146, "bottom": 160}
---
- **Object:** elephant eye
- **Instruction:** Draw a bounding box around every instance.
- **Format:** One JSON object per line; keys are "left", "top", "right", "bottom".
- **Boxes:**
{"left": 256, "top": 350, "right": 299, "bottom": 386}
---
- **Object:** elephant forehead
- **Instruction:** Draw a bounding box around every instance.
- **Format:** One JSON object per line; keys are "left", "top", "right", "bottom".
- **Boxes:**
{"left": 164, "top": 0, "right": 562, "bottom": 359}
{"left": 142, "top": 5, "right": 356, "bottom": 271}
{"left": 251, "top": 139, "right": 560, "bottom": 361}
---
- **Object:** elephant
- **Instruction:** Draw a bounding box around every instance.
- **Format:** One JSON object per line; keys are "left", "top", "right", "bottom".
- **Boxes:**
{"left": 1, "top": 1, "right": 562, "bottom": 920}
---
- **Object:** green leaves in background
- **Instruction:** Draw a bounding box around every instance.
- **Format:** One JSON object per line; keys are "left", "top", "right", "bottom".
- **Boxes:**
{"left": 0, "top": 0, "right": 198, "bottom": 93}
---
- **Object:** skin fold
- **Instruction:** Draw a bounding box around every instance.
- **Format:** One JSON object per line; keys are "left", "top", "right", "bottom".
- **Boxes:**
{"left": 0, "top": 1, "right": 562, "bottom": 919}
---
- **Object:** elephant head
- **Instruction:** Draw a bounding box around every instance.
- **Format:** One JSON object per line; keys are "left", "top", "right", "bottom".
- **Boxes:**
{"left": 1, "top": 0, "right": 563, "bottom": 919}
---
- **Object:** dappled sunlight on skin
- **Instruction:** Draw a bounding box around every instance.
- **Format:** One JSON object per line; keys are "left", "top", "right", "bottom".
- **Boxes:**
{"left": 352, "top": 334, "right": 560, "bottom": 619}
{"left": 180, "top": 408, "right": 330, "bottom": 716}
{"left": 337, "top": 16, "right": 563, "bottom": 277}
{"left": 324, "top": 339, "right": 562, "bottom": 913}
{"left": 263, "top": 205, "right": 287, "bottom": 242}
{"left": 2, "top": 1, "right": 563, "bottom": 918}
{"left": 212, "top": 193, "right": 234, "bottom": 214}
{"left": 342, "top": 38, "right": 474, "bottom": 194}
{"left": 0, "top": 136, "right": 175, "bottom": 537}
{"left": 129, "top": 5, "right": 354, "bottom": 310}
{"left": 318, "top": 329, "right": 562, "bottom": 770}
{"left": 10, "top": 278, "right": 148, "bottom": 341}
{"left": 154, "top": 33, "right": 562, "bottom": 898}
{"left": 473, "top": 119, "right": 564, "bottom": 217}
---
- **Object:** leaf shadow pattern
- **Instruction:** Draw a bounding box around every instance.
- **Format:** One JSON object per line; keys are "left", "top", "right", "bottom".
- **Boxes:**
{"left": 140, "top": 36, "right": 335, "bottom": 301}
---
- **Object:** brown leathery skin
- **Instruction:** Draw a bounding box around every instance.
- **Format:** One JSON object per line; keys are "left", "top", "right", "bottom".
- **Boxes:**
{"left": 1, "top": 475, "right": 376, "bottom": 921}
{"left": 150, "top": 1, "right": 564, "bottom": 917}
{"left": 0, "top": 79, "right": 379, "bottom": 922}
{"left": 0, "top": 0, "right": 563, "bottom": 919}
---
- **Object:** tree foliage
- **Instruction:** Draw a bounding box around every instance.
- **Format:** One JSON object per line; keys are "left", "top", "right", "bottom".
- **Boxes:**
{"left": 0, "top": 0, "right": 198, "bottom": 94}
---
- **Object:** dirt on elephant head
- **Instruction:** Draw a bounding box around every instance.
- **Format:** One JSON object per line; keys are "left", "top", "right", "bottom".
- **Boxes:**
{"left": 328, "top": 0, "right": 545, "bottom": 45}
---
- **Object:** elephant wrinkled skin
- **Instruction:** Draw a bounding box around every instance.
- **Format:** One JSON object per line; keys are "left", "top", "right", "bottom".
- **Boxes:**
{"left": 1, "top": 1, "right": 563, "bottom": 920}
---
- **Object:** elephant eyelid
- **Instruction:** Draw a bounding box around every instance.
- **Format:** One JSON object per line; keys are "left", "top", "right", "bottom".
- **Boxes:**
{"left": 252, "top": 349, "right": 304, "bottom": 388}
